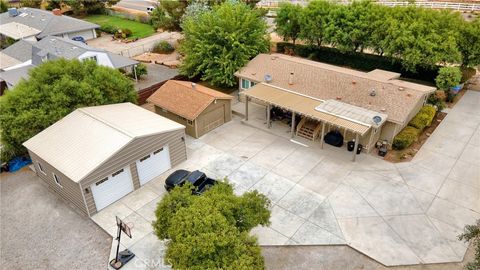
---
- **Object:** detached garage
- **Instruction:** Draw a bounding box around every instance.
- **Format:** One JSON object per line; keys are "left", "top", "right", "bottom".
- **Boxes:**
{"left": 147, "top": 80, "right": 233, "bottom": 138}
{"left": 23, "top": 103, "right": 186, "bottom": 216}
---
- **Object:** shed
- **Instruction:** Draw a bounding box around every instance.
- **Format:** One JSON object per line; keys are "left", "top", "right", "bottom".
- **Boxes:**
{"left": 23, "top": 103, "right": 187, "bottom": 216}
{"left": 147, "top": 80, "right": 233, "bottom": 138}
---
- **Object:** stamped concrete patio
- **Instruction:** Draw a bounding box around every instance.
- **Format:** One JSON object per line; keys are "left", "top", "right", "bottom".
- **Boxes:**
{"left": 93, "top": 91, "right": 480, "bottom": 268}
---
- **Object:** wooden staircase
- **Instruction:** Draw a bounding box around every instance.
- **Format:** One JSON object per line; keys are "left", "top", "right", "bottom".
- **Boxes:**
{"left": 296, "top": 117, "right": 322, "bottom": 141}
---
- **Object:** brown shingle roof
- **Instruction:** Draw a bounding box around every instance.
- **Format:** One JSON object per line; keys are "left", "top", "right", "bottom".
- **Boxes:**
{"left": 147, "top": 80, "right": 233, "bottom": 121}
{"left": 235, "top": 54, "right": 436, "bottom": 124}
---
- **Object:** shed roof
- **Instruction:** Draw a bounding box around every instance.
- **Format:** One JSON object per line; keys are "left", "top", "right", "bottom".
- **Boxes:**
{"left": 244, "top": 83, "right": 374, "bottom": 135}
{"left": 23, "top": 103, "right": 184, "bottom": 183}
{"left": 235, "top": 54, "right": 436, "bottom": 124}
{"left": 147, "top": 80, "right": 233, "bottom": 121}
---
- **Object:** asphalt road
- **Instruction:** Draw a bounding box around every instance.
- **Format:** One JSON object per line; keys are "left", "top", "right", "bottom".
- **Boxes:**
{"left": 0, "top": 169, "right": 111, "bottom": 270}
{"left": 115, "top": 0, "right": 157, "bottom": 13}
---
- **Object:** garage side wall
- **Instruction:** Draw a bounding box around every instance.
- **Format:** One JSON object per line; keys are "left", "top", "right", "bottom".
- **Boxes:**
{"left": 81, "top": 129, "right": 187, "bottom": 216}
{"left": 154, "top": 106, "right": 197, "bottom": 138}
{"left": 27, "top": 150, "right": 88, "bottom": 216}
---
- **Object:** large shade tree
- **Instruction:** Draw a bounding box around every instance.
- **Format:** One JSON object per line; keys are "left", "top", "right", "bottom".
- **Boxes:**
{"left": 153, "top": 182, "right": 271, "bottom": 269}
{"left": 179, "top": 1, "right": 269, "bottom": 87}
{"left": 0, "top": 59, "right": 137, "bottom": 161}
{"left": 275, "top": 3, "right": 303, "bottom": 45}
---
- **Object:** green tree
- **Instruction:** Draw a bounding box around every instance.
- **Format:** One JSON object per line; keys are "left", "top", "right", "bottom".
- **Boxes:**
{"left": 435, "top": 66, "right": 462, "bottom": 90}
{"left": 275, "top": 3, "right": 303, "bottom": 45}
{"left": 20, "top": 0, "right": 41, "bottom": 8}
{"left": 299, "top": 0, "right": 335, "bottom": 46}
{"left": 458, "top": 18, "right": 480, "bottom": 67}
{"left": 179, "top": 1, "right": 269, "bottom": 87}
{"left": 0, "top": 0, "right": 9, "bottom": 13}
{"left": 459, "top": 220, "right": 480, "bottom": 270}
{"left": 0, "top": 59, "right": 137, "bottom": 161}
{"left": 63, "top": 0, "right": 120, "bottom": 15}
{"left": 151, "top": 0, "right": 189, "bottom": 31}
{"left": 153, "top": 182, "right": 270, "bottom": 269}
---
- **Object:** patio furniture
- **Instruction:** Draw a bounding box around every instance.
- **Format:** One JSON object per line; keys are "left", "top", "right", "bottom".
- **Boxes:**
{"left": 324, "top": 130, "right": 344, "bottom": 147}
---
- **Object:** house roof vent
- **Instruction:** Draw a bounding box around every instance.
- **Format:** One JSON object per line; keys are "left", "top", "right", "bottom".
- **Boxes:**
{"left": 8, "top": 8, "right": 18, "bottom": 17}
{"left": 264, "top": 74, "right": 272, "bottom": 83}
{"left": 370, "top": 89, "right": 376, "bottom": 96}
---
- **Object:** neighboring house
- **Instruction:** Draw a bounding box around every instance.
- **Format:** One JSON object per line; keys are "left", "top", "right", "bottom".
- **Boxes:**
{"left": 235, "top": 53, "right": 436, "bottom": 155}
{"left": 0, "top": 36, "right": 138, "bottom": 90}
{"left": 147, "top": 80, "right": 233, "bottom": 138}
{"left": 23, "top": 103, "right": 187, "bottom": 216}
{"left": 0, "top": 7, "right": 98, "bottom": 41}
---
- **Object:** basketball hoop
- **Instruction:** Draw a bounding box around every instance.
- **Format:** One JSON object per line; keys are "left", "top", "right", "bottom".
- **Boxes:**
{"left": 110, "top": 216, "right": 135, "bottom": 269}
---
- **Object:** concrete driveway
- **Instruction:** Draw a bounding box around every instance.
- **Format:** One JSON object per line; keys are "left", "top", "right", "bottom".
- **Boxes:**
{"left": 92, "top": 91, "right": 480, "bottom": 268}
{"left": 1, "top": 169, "right": 111, "bottom": 270}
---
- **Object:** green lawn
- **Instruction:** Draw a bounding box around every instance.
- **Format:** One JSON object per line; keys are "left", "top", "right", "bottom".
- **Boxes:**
{"left": 84, "top": 15, "right": 155, "bottom": 39}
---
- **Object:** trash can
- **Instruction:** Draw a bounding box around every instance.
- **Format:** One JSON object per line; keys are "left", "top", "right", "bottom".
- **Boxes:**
{"left": 356, "top": 144, "right": 363, "bottom": 154}
{"left": 378, "top": 146, "right": 387, "bottom": 157}
{"left": 347, "top": 141, "right": 355, "bottom": 152}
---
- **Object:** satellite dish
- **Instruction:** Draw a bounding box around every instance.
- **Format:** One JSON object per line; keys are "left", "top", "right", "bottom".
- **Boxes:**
{"left": 264, "top": 74, "right": 272, "bottom": 83}
{"left": 372, "top": 116, "right": 382, "bottom": 125}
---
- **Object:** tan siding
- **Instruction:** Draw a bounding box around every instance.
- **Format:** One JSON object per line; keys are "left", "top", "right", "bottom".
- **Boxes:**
{"left": 196, "top": 99, "right": 232, "bottom": 137}
{"left": 380, "top": 121, "right": 401, "bottom": 144}
{"left": 82, "top": 129, "right": 186, "bottom": 215}
{"left": 28, "top": 150, "right": 88, "bottom": 216}
{"left": 154, "top": 105, "right": 197, "bottom": 138}
{"left": 130, "top": 163, "right": 141, "bottom": 190}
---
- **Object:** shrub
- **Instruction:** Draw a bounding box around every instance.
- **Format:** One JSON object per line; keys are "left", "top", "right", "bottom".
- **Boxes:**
{"left": 393, "top": 126, "right": 421, "bottom": 150}
{"left": 436, "top": 66, "right": 462, "bottom": 90}
{"left": 133, "top": 63, "right": 148, "bottom": 78}
{"left": 152, "top": 40, "right": 174, "bottom": 54}
{"left": 100, "top": 24, "right": 119, "bottom": 34}
{"left": 276, "top": 42, "right": 440, "bottom": 83}
{"left": 427, "top": 90, "right": 447, "bottom": 111}
{"left": 408, "top": 105, "right": 436, "bottom": 130}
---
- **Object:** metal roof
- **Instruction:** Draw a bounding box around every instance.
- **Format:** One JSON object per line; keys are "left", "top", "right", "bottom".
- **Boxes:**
{"left": 243, "top": 83, "right": 373, "bottom": 135}
{"left": 23, "top": 103, "right": 185, "bottom": 183}
{"left": 315, "top": 99, "right": 388, "bottom": 128}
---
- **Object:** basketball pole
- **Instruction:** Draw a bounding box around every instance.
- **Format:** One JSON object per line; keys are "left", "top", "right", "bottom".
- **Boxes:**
{"left": 115, "top": 222, "right": 121, "bottom": 264}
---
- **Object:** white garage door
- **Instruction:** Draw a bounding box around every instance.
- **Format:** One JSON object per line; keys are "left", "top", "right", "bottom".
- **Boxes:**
{"left": 136, "top": 146, "right": 171, "bottom": 186}
{"left": 90, "top": 166, "right": 134, "bottom": 211}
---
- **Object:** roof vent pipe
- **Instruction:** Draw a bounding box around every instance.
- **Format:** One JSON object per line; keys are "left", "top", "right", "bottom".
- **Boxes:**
{"left": 191, "top": 82, "right": 196, "bottom": 90}
{"left": 52, "top": 9, "right": 62, "bottom": 16}
{"left": 288, "top": 72, "right": 294, "bottom": 85}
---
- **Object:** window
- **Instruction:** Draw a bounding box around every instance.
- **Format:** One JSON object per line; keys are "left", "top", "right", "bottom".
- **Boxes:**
{"left": 153, "top": 148, "right": 164, "bottom": 155}
{"left": 53, "top": 173, "right": 62, "bottom": 188}
{"left": 95, "top": 177, "right": 108, "bottom": 186}
{"left": 250, "top": 81, "right": 256, "bottom": 87}
{"left": 140, "top": 155, "right": 150, "bottom": 162}
{"left": 112, "top": 169, "right": 124, "bottom": 177}
{"left": 241, "top": 79, "right": 251, "bottom": 89}
{"left": 37, "top": 162, "right": 46, "bottom": 174}
{"left": 187, "top": 120, "right": 193, "bottom": 126}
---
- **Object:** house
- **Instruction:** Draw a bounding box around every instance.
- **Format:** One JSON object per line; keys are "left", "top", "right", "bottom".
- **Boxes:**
{"left": 0, "top": 36, "right": 138, "bottom": 90}
{"left": 0, "top": 7, "right": 98, "bottom": 41}
{"left": 147, "top": 80, "right": 233, "bottom": 138}
{"left": 23, "top": 103, "right": 187, "bottom": 216}
{"left": 235, "top": 53, "right": 436, "bottom": 158}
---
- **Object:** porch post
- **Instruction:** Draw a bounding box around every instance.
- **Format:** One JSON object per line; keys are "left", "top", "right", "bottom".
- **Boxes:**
{"left": 245, "top": 97, "right": 249, "bottom": 121}
{"left": 290, "top": 112, "right": 296, "bottom": 138}
{"left": 320, "top": 122, "right": 326, "bottom": 149}
{"left": 266, "top": 104, "right": 271, "bottom": 128}
{"left": 352, "top": 133, "right": 360, "bottom": 162}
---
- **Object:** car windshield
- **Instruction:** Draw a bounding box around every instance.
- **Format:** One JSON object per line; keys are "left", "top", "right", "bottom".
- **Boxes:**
{"left": 186, "top": 170, "right": 205, "bottom": 185}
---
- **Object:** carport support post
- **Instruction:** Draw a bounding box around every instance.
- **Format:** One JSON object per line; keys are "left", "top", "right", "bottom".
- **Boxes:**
{"left": 291, "top": 112, "right": 296, "bottom": 138}
{"left": 245, "top": 97, "right": 249, "bottom": 121}
{"left": 266, "top": 104, "right": 271, "bottom": 128}
{"left": 133, "top": 65, "right": 138, "bottom": 82}
{"left": 320, "top": 122, "right": 326, "bottom": 149}
{"left": 352, "top": 133, "right": 360, "bottom": 162}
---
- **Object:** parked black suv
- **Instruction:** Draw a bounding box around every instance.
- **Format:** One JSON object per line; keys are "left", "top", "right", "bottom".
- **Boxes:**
{"left": 164, "top": 169, "right": 217, "bottom": 195}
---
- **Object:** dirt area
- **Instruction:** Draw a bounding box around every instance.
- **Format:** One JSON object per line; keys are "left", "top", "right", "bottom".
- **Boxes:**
{"left": 384, "top": 112, "right": 447, "bottom": 163}
{"left": 134, "top": 52, "right": 181, "bottom": 68}
{"left": 263, "top": 243, "right": 475, "bottom": 270}
{"left": 0, "top": 169, "right": 111, "bottom": 269}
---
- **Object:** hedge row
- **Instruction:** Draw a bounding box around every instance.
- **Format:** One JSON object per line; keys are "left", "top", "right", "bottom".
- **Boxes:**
{"left": 392, "top": 105, "right": 437, "bottom": 150}
{"left": 276, "top": 42, "right": 439, "bottom": 83}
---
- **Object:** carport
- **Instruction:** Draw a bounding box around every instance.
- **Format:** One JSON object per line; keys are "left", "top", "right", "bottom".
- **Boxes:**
{"left": 242, "top": 83, "right": 387, "bottom": 161}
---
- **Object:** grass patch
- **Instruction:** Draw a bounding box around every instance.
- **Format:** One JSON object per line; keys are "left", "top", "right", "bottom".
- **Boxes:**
{"left": 84, "top": 15, "right": 155, "bottom": 39}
